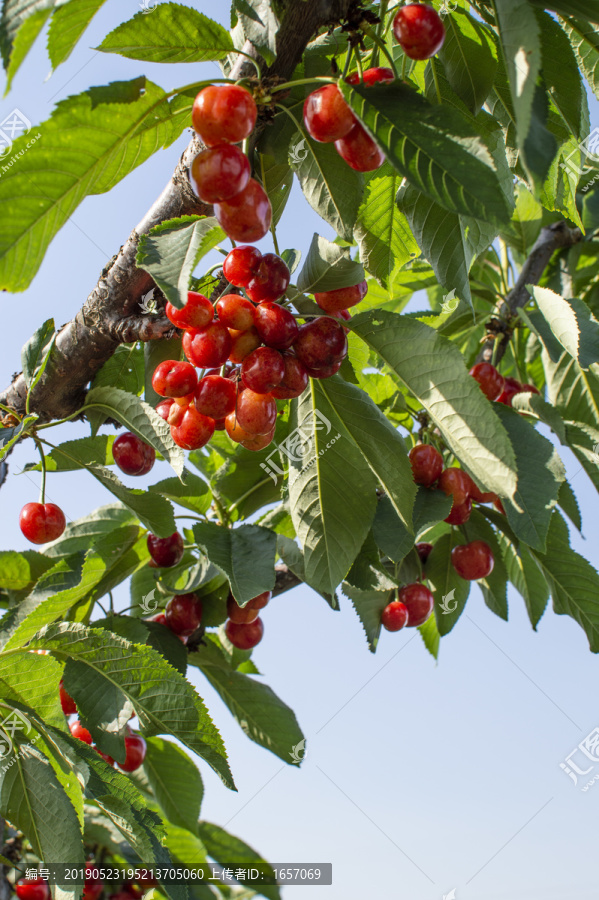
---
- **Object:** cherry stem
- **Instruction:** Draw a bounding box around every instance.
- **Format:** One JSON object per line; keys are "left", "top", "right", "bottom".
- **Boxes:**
{"left": 354, "top": 49, "right": 364, "bottom": 81}
{"left": 342, "top": 45, "right": 354, "bottom": 80}
{"left": 360, "top": 23, "right": 399, "bottom": 78}
{"left": 231, "top": 50, "right": 262, "bottom": 79}
{"left": 34, "top": 438, "right": 47, "bottom": 504}
{"left": 369, "top": 0, "right": 390, "bottom": 68}
{"left": 0, "top": 402, "right": 20, "bottom": 422}
{"left": 271, "top": 76, "right": 337, "bottom": 93}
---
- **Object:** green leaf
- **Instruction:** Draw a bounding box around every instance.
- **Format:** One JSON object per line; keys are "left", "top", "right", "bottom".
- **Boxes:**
{"left": 531, "top": 285, "right": 599, "bottom": 369}
{"left": 259, "top": 153, "right": 292, "bottom": 227}
{"left": 439, "top": 8, "right": 498, "bottom": 113}
{"left": 296, "top": 233, "right": 365, "bottom": 294}
{"left": 21, "top": 318, "right": 55, "bottom": 389}
{"left": 143, "top": 737, "right": 203, "bottom": 833}
{"left": 544, "top": 351, "right": 599, "bottom": 432}
{"left": 287, "top": 382, "right": 377, "bottom": 596}
{"left": 511, "top": 390, "right": 567, "bottom": 445}
{"left": 91, "top": 343, "right": 145, "bottom": 397}
{"left": 500, "top": 534, "right": 549, "bottom": 628}
{"left": 276, "top": 535, "right": 338, "bottom": 609}
{"left": 98, "top": 4, "right": 233, "bottom": 63}
{"left": 426, "top": 534, "right": 471, "bottom": 636}
{"left": 349, "top": 310, "right": 518, "bottom": 498}
{"left": 558, "top": 478, "right": 582, "bottom": 532}
{"left": 136, "top": 216, "right": 225, "bottom": 310}
{"left": 84, "top": 386, "right": 184, "bottom": 476}
{"left": 537, "top": 9, "right": 585, "bottom": 138}
{"left": 339, "top": 80, "right": 512, "bottom": 227}
{"left": 289, "top": 131, "right": 363, "bottom": 241}
{"left": 0, "top": 78, "right": 184, "bottom": 292}
{"left": 372, "top": 497, "right": 413, "bottom": 564}
{"left": 562, "top": 17, "right": 599, "bottom": 100}
{"left": 464, "top": 511, "right": 509, "bottom": 620}
{"left": 354, "top": 164, "right": 419, "bottom": 289}
{"left": 191, "top": 647, "right": 303, "bottom": 764}
{"left": 149, "top": 469, "right": 212, "bottom": 516}
{"left": 343, "top": 534, "right": 396, "bottom": 652}
{"left": 42, "top": 503, "right": 137, "bottom": 558}
{"left": 47, "top": 0, "right": 107, "bottom": 69}
{"left": 493, "top": 404, "right": 564, "bottom": 551}
{"left": 197, "top": 821, "right": 280, "bottom": 900}
{"left": 25, "top": 435, "right": 115, "bottom": 472}
{"left": 530, "top": 0, "right": 599, "bottom": 22}
{"left": 0, "top": 550, "right": 54, "bottom": 590}
{"left": 0, "top": 415, "right": 37, "bottom": 462}
{"left": 235, "top": 0, "right": 279, "bottom": 64}
{"left": 192, "top": 522, "right": 276, "bottom": 605}
{"left": 0, "top": 649, "right": 64, "bottom": 726}
{"left": 413, "top": 486, "right": 453, "bottom": 536}
{"left": 418, "top": 612, "right": 441, "bottom": 660}
{"left": 30, "top": 621, "right": 234, "bottom": 788}
{"left": 1, "top": 5, "right": 52, "bottom": 91}
{"left": 492, "top": 0, "right": 541, "bottom": 152}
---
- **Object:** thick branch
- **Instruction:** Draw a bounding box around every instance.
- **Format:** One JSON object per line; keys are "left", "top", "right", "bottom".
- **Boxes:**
{"left": 478, "top": 221, "right": 582, "bottom": 364}
{"left": 0, "top": 0, "right": 355, "bottom": 424}
{"left": 272, "top": 564, "right": 302, "bottom": 596}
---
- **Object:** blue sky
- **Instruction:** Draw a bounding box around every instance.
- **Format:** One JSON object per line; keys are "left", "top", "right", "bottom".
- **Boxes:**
{"left": 1, "top": 3, "right": 598, "bottom": 899}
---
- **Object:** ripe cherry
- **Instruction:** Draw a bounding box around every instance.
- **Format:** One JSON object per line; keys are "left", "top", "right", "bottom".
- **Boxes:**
{"left": 381, "top": 600, "right": 409, "bottom": 632}
{"left": 228, "top": 327, "right": 262, "bottom": 363}
{"left": 444, "top": 497, "right": 472, "bottom": 525}
{"left": 245, "top": 254, "right": 290, "bottom": 304}
{"left": 15, "top": 879, "right": 50, "bottom": 900}
{"left": 118, "top": 733, "right": 147, "bottom": 773}
{"left": 227, "top": 591, "right": 270, "bottom": 624}
{"left": 194, "top": 375, "right": 237, "bottom": 419}
{"left": 225, "top": 617, "right": 264, "bottom": 650}
{"left": 304, "top": 85, "right": 355, "bottom": 143}
{"left": 438, "top": 468, "right": 471, "bottom": 506}
{"left": 346, "top": 67, "right": 395, "bottom": 86}
{"left": 469, "top": 482, "right": 497, "bottom": 504}
{"left": 451, "top": 540, "right": 494, "bottom": 580}
{"left": 241, "top": 347, "right": 285, "bottom": 393}
{"left": 147, "top": 612, "right": 167, "bottom": 626}
{"left": 112, "top": 432, "right": 155, "bottom": 477}
{"left": 314, "top": 281, "right": 367, "bottom": 314}
{"left": 183, "top": 322, "right": 232, "bottom": 368}
{"left": 398, "top": 583, "right": 434, "bottom": 627}
{"left": 70, "top": 719, "right": 92, "bottom": 744}
{"left": 60, "top": 680, "right": 77, "bottom": 715}
{"left": 223, "top": 245, "right": 263, "bottom": 287}
{"left": 241, "top": 428, "right": 276, "bottom": 451}
{"left": 165, "top": 291, "right": 214, "bottom": 330}
{"left": 147, "top": 532, "right": 184, "bottom": 568}
{"left": 166, "top": 394, "right": 193, "bottom": 427}
{"left": 335, "top": 122, "right": 385, "bottom": 172}
{"left": 192, "top": 84, "right": 257, "bottom": 146}
{"left": 19, "top": 503, "right": 66, "bottom": 545}
{"left": 416, "top": 542, "right": 433, "bottom": 564}
{"left": 96, "top": 747, "right": 115, "bottom": 766}
{"left": 302, "top": 359, "right": 343, "bottom": 379}
{"left": 83, "top": 866, "right": 104, "bottom": 900}
{"left": 293, "top": 317, "right": 348, "bottom": 369}
{"left": 152, "top": 360, "right": 197, "bottom": 398}
{"left": 214, "top": 178, "right": 272, "bottom": 243}
{"left": 392, "top": 3, "right": 446, "bottom": 60}
{"left": 225, "top": 415, "right": 261, "bottom": 444}
{"left": 469, "top": 362, "right": 505, "bottom": 401}
{"left": 165, "top": 592, "right": 203, "bottom": 636}
{"left": 190, "top": 144, "right": 250, "bottom": 204}
{"left": 156, "top": 398, "right": 174, "bottom": 421}
{"left": 497, "top": 376, "right": 521, "bottom": 406}
{"left": 216, "top": 293, "right": 256, "bottom": 331}
{"left": 409, "top": 444, "right": 443, "bottom": 487}
{"left": 254, "top": 302, "right": 298, "bottom": 349}
{"left": 271, "top": 353, "right": 309, "bottom": 399}
{"left": 171, "top": 405, "right": 215, "bottom": 450}
{"left": 234, "top": 388, "right": 277, "bottom": 435}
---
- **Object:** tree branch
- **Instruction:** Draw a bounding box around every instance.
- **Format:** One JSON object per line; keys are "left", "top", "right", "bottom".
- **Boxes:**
{"left": 478, "top": 221, "right": 582, "bottom": 365}
{"left": 0, "top": 0, "right": 355, "bottom": 425}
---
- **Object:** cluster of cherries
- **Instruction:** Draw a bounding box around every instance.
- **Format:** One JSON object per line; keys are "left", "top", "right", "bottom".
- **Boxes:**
{"left": 469, "top": 362, "right": 540, "bottom": 405}
{"left": 150, "top": 247, "right": 368, "bottom": 454}
{"left": 60, "top": 681, "right": 147, "bottom": 772}
{"left": 15, "top": 868, "right": 149, "bottom": 900}
{"left": 302, "top": 3, "right": 445, "bottom": 173}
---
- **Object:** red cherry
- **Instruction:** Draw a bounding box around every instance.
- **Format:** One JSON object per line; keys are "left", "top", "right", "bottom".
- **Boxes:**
{"left": 521, "top": 383, "right": 540, "bottom": 395}
{"left": 331, "top": 309, "right": 351, "bottom": 332}
{"left": 398, "top": 583, "right": 434, "bottom": 627}
{"left": 293, "top": 317, "right": 348, "bottom": 369}
{"left": 147, "top": 532, "right": 184, "bottom": 568}
{"left": 381, "top": 600, "right": 409, "bottom": 632}
{"left": 335, "top": 122, "right": 385, "bottom": 172}
{"left": 314, "top": 280, "right": 367, "bottom": 313}
{"left": 118, "top": 733, "right": 147, "bottom": 773}
{"left": 451, "top": 540, "right": 494, "bottom": 580}
{"left": 444, "top": 497, "right": 473, "bottom": 525}
{"left": 254, "top": 302, "right": 298, "bottom": 349}
{"left": 194, "top": 375, "right": 237, "bottom": 419}
{"left": 438, "top": 468, "right": 472, "bottom": 506}
{"left": 83, "top": 866, "right": 103, "bottom": 900}
{"left": 469, "top": 482, "right": 496, "bottom": 504}
{"left": 190, "top": 144, "right": 250, "bottom": 204}
{"left": 165, "top": 291, "right": 214, "bottom": 330}
{"left": 225, "top": 415, "right": 260, "bottom": 444}
{"left": 226, "top": 591, "right": 269, "bottom": 624}
{"left": 469, "top": 362, "right": 505, "bottom": 401}
{"left": 302, "top": 359, "right": 343, "bottom": 379}
{"left": 228, "top": 327, "right": 262, "bottom": 363}
{"left": 225, "top": 617, "right": 264, "bottom": 649}
{"left": 496, "top": 376, "right": 521, "bottom": 406}
{"left": 416, "top": 542, "right": 433, "bottom": 563}
{"left": 245, "top": 254, "right": 290, "bottom": 303}
{"left": 303, "top": 85, "right": 355, "bottom": 143}
{"left": 147, "top": 612, "right": 167, "bottom": 626}
{"left": 216, "top": 293, "right": 256, "bottom": 331}
{"left": 183, "top": 322, "right": 232, "bottom": 368}
{"left": 271, "top": 353, "right": 309, "bottom": 399}
{"left": 166, "top": 395, "right": 193, "bottom": 427}
{"left": 112, "top": 432, "right": 155, "bottom": 477}
{"left": 241, "top": 347, "right": 285, "bottom": 393}
{"left": 152, "top": 360, "right": 198, "bottom": 398}
{"left": 16, "top": 879, "right": 50, "bottom": 900}
{"left": 60, "top": 680, "right": 77, "bottom": 715}
{"left": 165, "top": 592, "right": 203, "bottom": 636}
{"left": 19, "top": 502, "right": 66, "bottom": 545}
{"left": 241, "top": 429, "right": 276, "bottom": 451}
{"left": 70, "top": 719, "right": 92, "bottom": 744}
{"left": 96, "top": 747, "right": 115, "bottom": 766}
{"left": 223, "top": 245, "right": 263, "bottom": 288}
{"left": 192, "top": 84, "right": 257, "bottom": 146}
{"left": 346, "top": 67, "right": 395, "bottom": 86}
{"left": 233, "top": 388, "right": 277, "bottom": 435}
{"left": 409, "top": 444, "right": 443, "bottom": 487}
{"left": 214, "top": 178, "right": 273, "bottom": 243}
{"left": 392, "top": 3, "right": 446, "bottom": 60}
{"left": 170, "top": 405, "right": 215, "bottom": 450}
{"left": 156, "top": 398, "right": 174, "bottom": 421}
